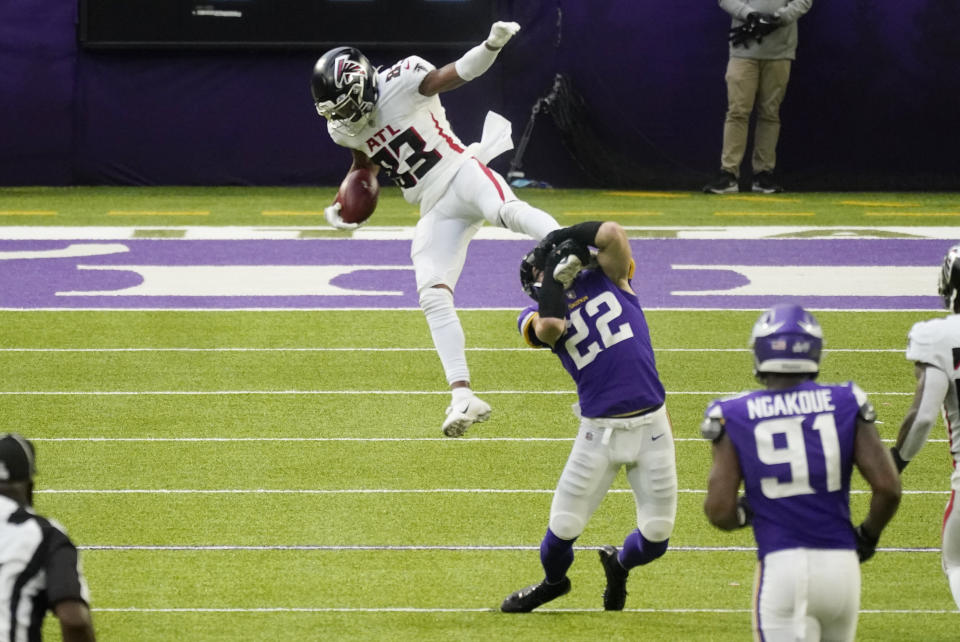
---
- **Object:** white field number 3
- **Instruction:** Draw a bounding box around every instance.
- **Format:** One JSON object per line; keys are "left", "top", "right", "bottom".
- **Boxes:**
{"left": 564, "top": 291, "right": 634, "bottom": 370}
{"left": 755, "top": 413, "right": 842, "bottom": 498}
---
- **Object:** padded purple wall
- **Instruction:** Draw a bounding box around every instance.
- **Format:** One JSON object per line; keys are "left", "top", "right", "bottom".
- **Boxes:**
{"left": 1, "top": 1, "right": 958, "bottom": 188}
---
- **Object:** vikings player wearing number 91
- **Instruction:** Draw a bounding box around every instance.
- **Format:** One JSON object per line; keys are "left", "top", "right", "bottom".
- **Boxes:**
{"left": 702, "top": 304, "right": 901, "bottom": 641}
{"left": 311, "top": 22, "right": 560, "bottom": 438}
{"left": 501, "top": 221, "right": 678, "bottom": 613}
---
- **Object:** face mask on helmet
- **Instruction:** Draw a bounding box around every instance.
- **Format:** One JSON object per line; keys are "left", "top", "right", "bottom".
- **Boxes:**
{"left": 311, "top": 47, "right": 378, "bottom": 135}
{"left": 519, "top": 248, "right": 544, "bottom": 301}
{"left": 750, "top": 303, "right": 823, "bottom": 377}
{"left": 938, "top": 244, "right": 960, "bottom": 313}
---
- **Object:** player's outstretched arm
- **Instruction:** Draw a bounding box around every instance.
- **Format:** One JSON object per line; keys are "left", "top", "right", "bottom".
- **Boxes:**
{"left": 891, "top": 363, "right": 948, "bottom": 471}
{"left": 419, "top": 21, "right": 520, "bottom": 96}
{"left": 853, "top": 418, "right": 902, "bottom": 561}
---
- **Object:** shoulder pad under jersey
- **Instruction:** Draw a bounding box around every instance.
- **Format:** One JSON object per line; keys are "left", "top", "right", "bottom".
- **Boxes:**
{"left": 849, "top": 382, "right": 876, "bottom": 422}
{"left": 701, "top": 403, "right": 726, "bottom": 442}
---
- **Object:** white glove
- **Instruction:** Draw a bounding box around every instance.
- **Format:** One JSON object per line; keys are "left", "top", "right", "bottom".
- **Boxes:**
{"left": 324, "top": 202, "right": 359, "bottom": 231}
{"left": 485, "top": 21, "right": 520, "bottom": 49}
{"left": 552, "top": 253, "right": 583, "bottom": 289}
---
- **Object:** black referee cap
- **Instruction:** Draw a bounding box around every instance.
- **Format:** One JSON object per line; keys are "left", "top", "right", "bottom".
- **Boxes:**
{"left": 0, "top": 433, "right": 36, "bottom": 482}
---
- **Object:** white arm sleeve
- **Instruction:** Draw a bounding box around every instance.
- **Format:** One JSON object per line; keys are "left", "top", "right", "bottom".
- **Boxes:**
{"left": 454, "top": 43, "right": 499, "bottom": 81}
{"left": 899, "top": 365, "right": 950, "bottom": 461}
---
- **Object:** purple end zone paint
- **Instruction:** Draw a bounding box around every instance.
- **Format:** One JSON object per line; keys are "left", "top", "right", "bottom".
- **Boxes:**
{"left": 0, "top": 238, "right": 945, "bottom": 310}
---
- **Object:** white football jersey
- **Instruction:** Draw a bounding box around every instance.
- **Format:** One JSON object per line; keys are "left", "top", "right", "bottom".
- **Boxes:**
{"left": 328, "top": 55, "right": 470, "bottom": 214}
{"left": 906, "top": 314, "right": 960, "bottom": 467}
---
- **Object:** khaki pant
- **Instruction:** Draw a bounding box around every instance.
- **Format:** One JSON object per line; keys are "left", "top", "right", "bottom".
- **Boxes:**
{"left": 721, "top": 57, "right": 792, "bottom": 178}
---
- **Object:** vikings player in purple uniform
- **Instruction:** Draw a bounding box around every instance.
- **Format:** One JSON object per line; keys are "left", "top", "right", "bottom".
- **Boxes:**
{"left": 703, "top": 304, "right": 901, "bottom": 641}
{"left": 500, "top": 221, "right": 678, "bottom": 613}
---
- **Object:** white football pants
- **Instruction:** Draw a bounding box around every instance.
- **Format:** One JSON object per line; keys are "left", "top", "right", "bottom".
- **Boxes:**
{"left": 548, "top": 405, "right": 678, "bottom": 542}
{"left": 941, "top": 488, "right": 960, "bottom": 609}
{"left": 412, "top": 158, "right": 558, "bottom": 385}
{"left": 411, "top": 157, "right": 558, "bottom": 292}
{"left": 755, "top": 548, "right": 861, "bottom": 642}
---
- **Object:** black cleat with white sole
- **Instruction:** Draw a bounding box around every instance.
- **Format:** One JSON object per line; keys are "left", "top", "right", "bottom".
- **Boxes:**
{"left": 599, "top": 545, "right": 628, "bottom": 610}
{"left": 500, "top": 577, "right": 571, "bottom": 613}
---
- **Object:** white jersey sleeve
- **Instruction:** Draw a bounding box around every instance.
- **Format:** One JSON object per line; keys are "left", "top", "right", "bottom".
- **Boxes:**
{"left": 906, "top": 316, "right": 960, "bottom": 373}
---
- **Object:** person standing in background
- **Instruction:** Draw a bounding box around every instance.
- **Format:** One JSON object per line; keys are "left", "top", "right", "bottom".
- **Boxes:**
{"left": 703, "top": 0, "right": 814, "bottom": 194}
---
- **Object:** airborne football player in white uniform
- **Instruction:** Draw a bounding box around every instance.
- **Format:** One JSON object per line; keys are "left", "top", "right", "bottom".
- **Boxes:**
{"left": 311, "top": 22, "right": 559, "bottom": 437}
{"left": 891, "top": 244, "right": 960, "bottom": 609}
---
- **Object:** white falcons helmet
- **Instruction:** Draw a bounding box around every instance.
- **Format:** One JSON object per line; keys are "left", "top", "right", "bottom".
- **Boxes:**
{"left": 311, "top": 46, "right": 378, "bottom": 136}
{"left": 938, "top": 244, "right": 960, "bottom": 313}
{"left": 750, "top": 303, "right": 823, "bottom": 377}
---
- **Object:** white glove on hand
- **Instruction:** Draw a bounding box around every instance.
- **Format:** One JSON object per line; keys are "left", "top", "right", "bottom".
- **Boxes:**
{"left": 486, "top": 21, "right": 520, "bottom": 49}
{"left": 324, "top": 202, "right": 359, "bottom": 231}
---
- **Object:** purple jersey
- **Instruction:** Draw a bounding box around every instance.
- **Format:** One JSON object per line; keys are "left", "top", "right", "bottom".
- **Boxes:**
{"left": 518, "top": 268, "right": 664, "bottom": 418}
{"left": 705, "top": 380, "right": 871, "bottom": 558}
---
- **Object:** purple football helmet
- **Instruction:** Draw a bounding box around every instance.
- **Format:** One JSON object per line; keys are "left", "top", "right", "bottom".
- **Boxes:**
{"left": 750, "top": 303, "right": 823, "bottom": 376}
{"left": 938, "top": 244, "right": 960, "bottom": 313}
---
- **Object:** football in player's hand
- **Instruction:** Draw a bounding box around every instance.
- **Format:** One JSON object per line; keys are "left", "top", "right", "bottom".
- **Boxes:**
{"left": 336, "top": 168, "right": 379, "bottom": 224}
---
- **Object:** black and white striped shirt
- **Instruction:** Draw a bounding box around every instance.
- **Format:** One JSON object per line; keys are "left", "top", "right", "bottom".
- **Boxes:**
{"left": 0, "top": 496, "right": 90, "bottom": 641}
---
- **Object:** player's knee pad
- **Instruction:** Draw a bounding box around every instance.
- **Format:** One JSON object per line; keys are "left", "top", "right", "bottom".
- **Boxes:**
{"left": 496, "top": 200, "right": 558, "bottom": 240}
{"left": 419, "top": 286, "right": 455, "bottom": 318}
{"left": 639, "top": 519, "right": 674, "bottom": 546}
{"left": 549, "top": 511, "right": 585, "bottom": 541}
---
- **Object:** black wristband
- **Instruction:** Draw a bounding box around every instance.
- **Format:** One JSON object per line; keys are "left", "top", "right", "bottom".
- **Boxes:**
{"left": 890, "top": 446, "right": 908, "bottom": 473}
{"left": 538, "top": 275, "right": 565, "bottom": 319}
{"left": 548, "top": 221, "right": 603, "bottom": 249}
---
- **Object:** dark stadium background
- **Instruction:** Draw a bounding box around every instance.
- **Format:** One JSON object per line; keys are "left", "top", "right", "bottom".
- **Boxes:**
{"left": 2, "top": 0, "right": 957, "bottom": 190}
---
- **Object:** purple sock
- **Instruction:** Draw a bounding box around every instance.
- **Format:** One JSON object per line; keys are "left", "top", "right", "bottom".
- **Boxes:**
{"left": 619, "top": 529, "right": 669, "bottom": 570}
{"left": 539, "top": 528, "right": 576, "bottom": 583}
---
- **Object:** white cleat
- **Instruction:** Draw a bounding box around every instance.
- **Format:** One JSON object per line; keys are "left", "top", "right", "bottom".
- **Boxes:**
{"left": 441, "top": 397, "right": 492, "bottom": 437}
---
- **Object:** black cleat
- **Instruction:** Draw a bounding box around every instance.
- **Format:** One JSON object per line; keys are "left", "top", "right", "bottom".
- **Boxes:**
{"left": 751, "top": 171, "right": 783, "bottom": 194}
{"left": 702, "top": 170, "right": 739, "bottom": 194}
{"left": 599, "top": 545, "right": 628, "bottom": 611}
{"left": 500, "top": 577, "right": 571, "bottom": 613}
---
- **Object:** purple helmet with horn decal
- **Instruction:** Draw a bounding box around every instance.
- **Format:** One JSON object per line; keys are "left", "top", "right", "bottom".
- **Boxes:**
{"left": 750, "top": 303, "right": 823, "bottom": 377}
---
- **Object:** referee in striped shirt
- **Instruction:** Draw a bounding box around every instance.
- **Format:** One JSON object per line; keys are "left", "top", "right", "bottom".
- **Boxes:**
{"left": 0, "top": 433, "right": 95, "bottom": 641}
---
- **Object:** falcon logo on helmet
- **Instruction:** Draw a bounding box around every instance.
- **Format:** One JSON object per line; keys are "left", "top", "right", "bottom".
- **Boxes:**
{"left": 750, "top": 303, "right": 823, "bottom": 378}
{"left": 334, "top": 55, "right": 368, "bottom": 89}
{"left": 311, "top": 46, "right": 379, "bottom": 136}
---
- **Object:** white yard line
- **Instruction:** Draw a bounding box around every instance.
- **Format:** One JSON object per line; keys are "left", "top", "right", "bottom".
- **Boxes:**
{"left": 29, "top": 437, "right": 947, "bottom": 444}
{"left": 79, "top": 544, "right": 939, "bottom": 553}
{"left": 88, "top": 606, "right": 958, "bottom": 615}
{"left": 0, "top": 390, "right": 916, "bottom": 396}
{"left": 36, "top": 489, "right": 946, "bottom": 495}
{"left": 0, "top": 347, "right": 902, "bottom": 353}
